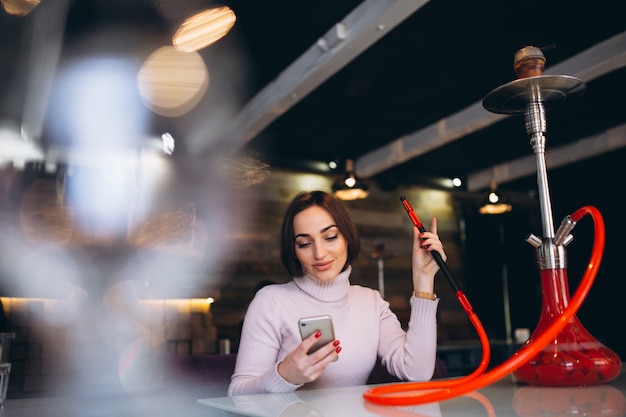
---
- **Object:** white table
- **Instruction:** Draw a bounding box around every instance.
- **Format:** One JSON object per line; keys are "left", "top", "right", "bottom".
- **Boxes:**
{"left": 198, "top": 372, "right": 626, "bottom": 417}
{"left": 2, "top": 371, "right": 624, "bottom": 417}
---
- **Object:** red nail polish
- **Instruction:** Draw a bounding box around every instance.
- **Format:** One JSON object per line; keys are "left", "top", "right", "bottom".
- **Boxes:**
{"left": 315, "top": 331, "right": 321, "bottom": 338}
{"left": 333, "top": 340, "right": 340, "bottom": 347}
{"left": 336, "top": 346, "right": 342, "bottom": 354}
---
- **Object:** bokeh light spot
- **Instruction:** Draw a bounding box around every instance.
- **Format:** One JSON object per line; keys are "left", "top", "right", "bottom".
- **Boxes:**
{"left": 137, "top": 46, "right": 209, "bottom": 117}
{"left": 173, "top": 6, "right": 236, "bottom": 52}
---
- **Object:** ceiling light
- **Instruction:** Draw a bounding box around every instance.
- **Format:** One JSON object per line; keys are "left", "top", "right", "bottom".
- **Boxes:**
{"left": 172, "top": 6, "right": 236, "bottom": 52}
{"left": 161, "top": 132, "right": 175, "bottom": 155}
{"left": 479, "top": 180, "right": 512, "bottom": 214}
{"left": 332, "top": 159, "right": 370, "bottom": 201}
{"left": 1, "top": 0, "right": 41, "bottom": 16}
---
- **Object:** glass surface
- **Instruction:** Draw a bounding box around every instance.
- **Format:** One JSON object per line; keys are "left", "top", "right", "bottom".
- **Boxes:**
{"left": 1, "top": 371, "right": 625, "bottom": 416}
{"left": 198, "top": 371, "right": 626, "bottom": 417}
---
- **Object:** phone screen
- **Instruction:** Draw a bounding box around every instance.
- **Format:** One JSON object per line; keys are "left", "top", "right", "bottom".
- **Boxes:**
{"left": 298, "top": 315, "right": 335, "bottom": 355}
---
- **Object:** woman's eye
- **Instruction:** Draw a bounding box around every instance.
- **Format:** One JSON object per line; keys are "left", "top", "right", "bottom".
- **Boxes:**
{"left": 325, "top": 235, "right": 338, "bottom": 242}
{"left": 296, "top": 242, "right": 311, "bottom": 249}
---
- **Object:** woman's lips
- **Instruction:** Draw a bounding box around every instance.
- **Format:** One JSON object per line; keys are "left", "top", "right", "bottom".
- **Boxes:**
{"left": 313, "top": 260, "right": 333, "bottom": 271}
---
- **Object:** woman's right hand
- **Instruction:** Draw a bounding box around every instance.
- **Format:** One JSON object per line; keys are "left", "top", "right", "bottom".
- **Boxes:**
{"left": 277, "top": 331, "right": 341, "bottom": 386}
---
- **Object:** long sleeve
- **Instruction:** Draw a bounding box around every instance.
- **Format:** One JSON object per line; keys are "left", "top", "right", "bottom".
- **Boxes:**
{"left": 377, "top": 295, "right": 439, "bottom": 381}
{"left": 228, "top": 289, "right": 302, "bottom": 395}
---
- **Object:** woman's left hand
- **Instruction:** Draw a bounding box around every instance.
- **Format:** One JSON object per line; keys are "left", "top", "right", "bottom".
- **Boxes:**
{"left": 412, "top": 217, "right": 447, "bottom": 292}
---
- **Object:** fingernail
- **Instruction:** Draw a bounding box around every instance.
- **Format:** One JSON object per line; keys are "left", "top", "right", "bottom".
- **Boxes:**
{"left": 315, "top": 331, "right": 321, "bottom": 338}
{"left": 333, "top": 340, "right": 340, "bottom": 347}
{"left": 336, "top": 347, "right": 342, "bottom": 354}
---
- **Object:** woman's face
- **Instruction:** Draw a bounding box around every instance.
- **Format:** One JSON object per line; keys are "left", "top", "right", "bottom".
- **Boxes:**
{"left": 293, "top": 205, "right": 348, "bottom": 281}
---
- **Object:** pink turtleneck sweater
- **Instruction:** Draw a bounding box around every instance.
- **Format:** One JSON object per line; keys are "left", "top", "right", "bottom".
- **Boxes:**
{"left": 227, "top": 267, "right": 439, "bottom": 396}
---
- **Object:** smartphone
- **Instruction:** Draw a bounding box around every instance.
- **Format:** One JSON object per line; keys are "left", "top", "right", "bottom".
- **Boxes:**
{"left": 298, "top": 315, "right": 335, "bottom": 355}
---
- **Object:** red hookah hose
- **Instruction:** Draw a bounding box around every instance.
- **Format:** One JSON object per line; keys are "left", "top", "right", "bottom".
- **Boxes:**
{"left": 363, "top": 206, "right": 605, "bottom": 406}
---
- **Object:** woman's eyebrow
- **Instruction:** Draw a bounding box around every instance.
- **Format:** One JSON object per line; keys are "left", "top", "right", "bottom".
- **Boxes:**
{"left": 294, "top": 224, "right": 338, "bottom": 239}
{"left": 321, "top": 224, "right": 338, "bottom": 233}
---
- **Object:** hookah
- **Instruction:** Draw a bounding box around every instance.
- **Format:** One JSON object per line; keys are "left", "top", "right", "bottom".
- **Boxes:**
{"left": 363, "top": 46, "right": 621, "bottom": 406}
{"left": 483, "top": 45, "right": 622, "bottom": 386}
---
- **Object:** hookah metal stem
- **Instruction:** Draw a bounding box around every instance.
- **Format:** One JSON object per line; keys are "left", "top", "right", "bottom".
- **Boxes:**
{"left": 525, "top": 86, "right": 555, "bottom": 239}
{"left": 400, "top": 196, "right": 460, "bottom": 293}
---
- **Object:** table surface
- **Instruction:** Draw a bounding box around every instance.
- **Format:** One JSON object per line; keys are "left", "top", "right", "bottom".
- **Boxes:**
{"left": 198, "top": 372, "right": 626, "bottom": 417}
{"left": 3, "top": 371, "right": 626, "bottom": 417}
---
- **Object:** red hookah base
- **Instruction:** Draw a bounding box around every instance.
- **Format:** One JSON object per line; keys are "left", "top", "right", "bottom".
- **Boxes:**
{"left": 513, "top": 269, "right": 622, "bottom": 386}
{"left": 513, "top": 330, "right": 623, "bottom": 386}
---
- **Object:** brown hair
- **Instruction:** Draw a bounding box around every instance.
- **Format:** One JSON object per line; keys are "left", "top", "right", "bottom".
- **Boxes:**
{"left": 280, "top": 190, "right": 360, "bottom": 277}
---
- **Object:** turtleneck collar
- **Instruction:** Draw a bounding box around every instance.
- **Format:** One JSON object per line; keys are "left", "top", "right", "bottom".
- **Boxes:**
{"left": 292, "top": 266, "right": 351, "bottom": 302}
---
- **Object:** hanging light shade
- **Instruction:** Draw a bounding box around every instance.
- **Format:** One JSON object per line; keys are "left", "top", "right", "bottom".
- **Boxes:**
{"left": 479, "top": 180, "right": 512, "bottom": 214}
{"left": 332, "top": 159, "right": 370, "bottom": 201}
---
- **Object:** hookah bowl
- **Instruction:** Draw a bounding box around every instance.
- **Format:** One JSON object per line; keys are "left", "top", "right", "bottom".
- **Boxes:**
{"left": 482, "top": 47, "right": 622, "bottom": 386}
{"left": 514, "top": 266, "right": 622, "bottom": 386}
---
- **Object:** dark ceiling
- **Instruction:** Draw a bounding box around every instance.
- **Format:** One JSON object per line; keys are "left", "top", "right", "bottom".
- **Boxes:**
{"left": 1, "top": 0, "right": 625, "bottom": 199}
{"left": 227, "top": 0, "right": 626, "bottom": 194}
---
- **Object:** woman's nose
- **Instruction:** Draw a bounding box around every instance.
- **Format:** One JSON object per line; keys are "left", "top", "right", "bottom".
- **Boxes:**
{"left": 313, "top": 242, "right": 326, "bottom": 259}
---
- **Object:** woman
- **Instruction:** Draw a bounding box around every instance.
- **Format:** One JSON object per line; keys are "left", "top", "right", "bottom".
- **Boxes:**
{"left": 228, "top": 190, "right": 446, "bottom": 395}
